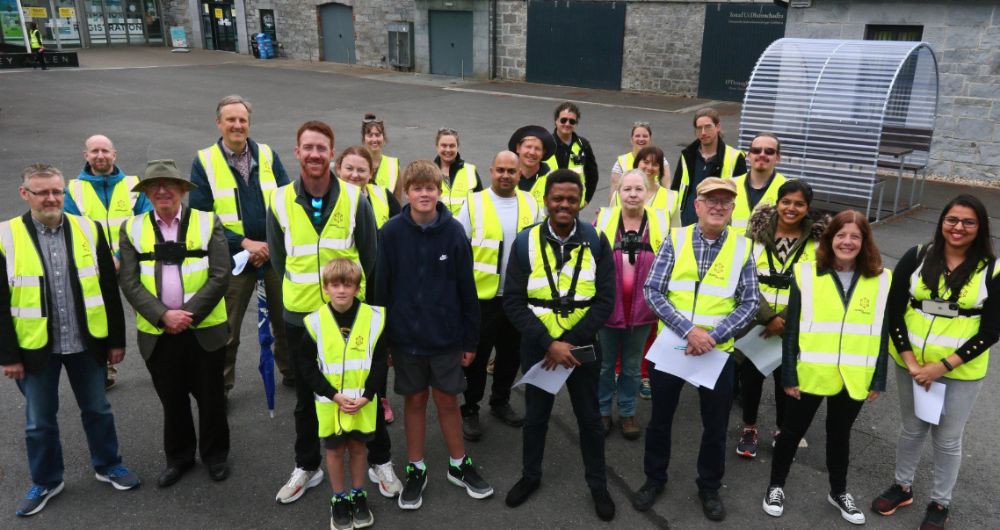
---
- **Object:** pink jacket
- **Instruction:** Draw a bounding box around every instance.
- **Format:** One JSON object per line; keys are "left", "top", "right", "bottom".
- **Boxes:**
{"left": 604, "top": 228, "right": 659, "bottom": 329}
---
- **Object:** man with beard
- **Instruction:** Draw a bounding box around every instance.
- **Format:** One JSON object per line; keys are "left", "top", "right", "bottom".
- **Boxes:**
{"left": 671, "top": 108, "right": 746, "bottom": 226}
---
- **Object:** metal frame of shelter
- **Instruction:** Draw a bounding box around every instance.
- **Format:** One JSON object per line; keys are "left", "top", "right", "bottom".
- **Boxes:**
{"left": 739, "top": 38, "right": 939, "bottom": 221}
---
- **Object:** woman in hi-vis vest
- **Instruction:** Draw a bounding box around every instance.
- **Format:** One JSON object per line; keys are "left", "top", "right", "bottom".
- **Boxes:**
{"left": 762, "top": 210, "right": 890, "bottom": 526}
{"left": 872, "top": 194, "right": 998, "bottom": 530}
{"left": 609, "top": 122, "right": 667, "bottom": 196}
{"left": 362, "top": 113, "right": 402, "bottom": 200}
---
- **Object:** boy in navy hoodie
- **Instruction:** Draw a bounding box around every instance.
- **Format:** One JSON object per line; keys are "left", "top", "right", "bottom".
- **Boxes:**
{"left": 373, "top": 160, "right": 492, "bottom": 510}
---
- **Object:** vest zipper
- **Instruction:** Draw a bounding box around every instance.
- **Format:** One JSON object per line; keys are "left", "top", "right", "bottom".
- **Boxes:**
{"left": 920, "top": 315, "right": 936, "bottom": 366}
{"left": 690, "top": 280, "right": 701, "bottom": 325}
{"left": 338, "top": 337, "right": 346, "bottom": 436}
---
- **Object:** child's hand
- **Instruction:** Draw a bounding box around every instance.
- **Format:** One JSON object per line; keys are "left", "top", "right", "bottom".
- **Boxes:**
{"left": 342, "top": 397, "right": 370, "bottom": 415}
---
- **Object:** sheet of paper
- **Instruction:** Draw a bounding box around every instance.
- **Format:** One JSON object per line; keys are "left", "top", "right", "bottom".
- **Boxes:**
{"left": 513, "top": 360, "right": 574, "bottom": 395}
{"left": 912, "top": 380, "right": 946, "bottom": 425}
{"left": 734, "top": 325, "right": 784, "bottom": 375}
{"left": 646, "top": 327, "right": 730, "bottom": 390}
{"left": 231, "top": 250, "right": 251, "bottom": 276}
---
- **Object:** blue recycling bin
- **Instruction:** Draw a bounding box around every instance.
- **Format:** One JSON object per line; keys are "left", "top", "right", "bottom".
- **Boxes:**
{"left": 255, "top": 33, "right": 274, "bottom": 60}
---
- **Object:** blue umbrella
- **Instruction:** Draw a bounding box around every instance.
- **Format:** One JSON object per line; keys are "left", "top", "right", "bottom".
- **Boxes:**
{"left": 256, "top": 271, "right": 276, "bottom": 417}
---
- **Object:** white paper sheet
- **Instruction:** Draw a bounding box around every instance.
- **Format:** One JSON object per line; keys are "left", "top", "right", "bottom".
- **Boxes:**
{"left": 646, "top": 328, "right": 730, "bottom": 390}
{"left": 513, "top": 360, "right": 574, "bottom": 395}
{"left": 734, "top": 325, "right": 784, "bottom": 375}
{"left": 231, "top": 250, "right": 251, "bottom": 276}
{"left": 913, "top": 380, "right": 946, "bottom": 425}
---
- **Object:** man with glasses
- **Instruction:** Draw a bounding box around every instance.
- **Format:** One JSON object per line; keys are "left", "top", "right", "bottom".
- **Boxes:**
{"left": 544, "top": 102, "right": 599, "bottom": 206}
{"left": 672, "top": 108, "right": 746, "bottom": 227}
{"left": 729, "top": 133, "right": 787, "bottom": 236}
{"left": 633, "top": 177, "right": 758, "bottom": 522}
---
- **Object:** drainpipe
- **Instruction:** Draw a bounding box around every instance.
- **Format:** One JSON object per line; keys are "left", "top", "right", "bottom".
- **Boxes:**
{"left": 489, "top": 0, "right": 496, "bottom": 79}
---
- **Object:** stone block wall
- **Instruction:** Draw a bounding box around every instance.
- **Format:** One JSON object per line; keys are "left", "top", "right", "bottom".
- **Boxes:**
{"left": 621, "top": 2, "right": 707, "bottom": 97}
{"left": 495, "top": 0, "right": 526, "bottom": 81}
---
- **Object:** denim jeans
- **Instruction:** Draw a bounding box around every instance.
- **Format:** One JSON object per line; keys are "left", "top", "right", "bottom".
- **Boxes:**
{"left": 16, "top": 352, "right": 122, "bottom": 488}
{"left": 597, "top": 325, "right": 651, "bottom": 417}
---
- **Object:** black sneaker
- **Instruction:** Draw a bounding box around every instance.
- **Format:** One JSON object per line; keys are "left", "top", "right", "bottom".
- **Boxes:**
{"left": 919, "top": 501, "right": 949, "bottom": 530}
{"left": 698, "top": 489, "right": 726, "bottom": 521}
{"left": 828, "top": 492, "right": 866, "bottom": 525}
{"left": 631, "top": 479, "right": 664, "bottom": 512}
{"left": 351, "top": 490, "right": 374, "bottom": 528}
{"left": 736, "top": 426, "right": 758, "bottom": 458}
{"left": 462, "top": 414, "right": 483, "bottom": 442}
{"left": 397, "top": 464, "right": 427, "bottom": 510}
{"left": 447, "top": 456, "right": 494, "bottom": 499}
{"left": 872, "top": 483, "right": 913, "bottom": 515}
{"left": 330, "top": 495, "right": 352, "bottom": 530}
{"left": 762, "top": 485, "right": 785, "bottom": 517}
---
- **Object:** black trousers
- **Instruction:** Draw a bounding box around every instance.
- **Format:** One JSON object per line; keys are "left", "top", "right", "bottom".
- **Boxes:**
{"left": 740, "top": 362, "right": 786, "bottom": 427}
{"left": 769, "top": 389, "right": 865, "bottom": 495}
{"left": 145, "top": 331, "right": 229, "bottom": 467}
{"left": 521, "top": 351, "right": 607, "bottom": 492}
{"left": 288, "top": 323, "right": 391, "bottom": 470}
{"left": 462, "top": 296, "right": 521, "bottom": 416}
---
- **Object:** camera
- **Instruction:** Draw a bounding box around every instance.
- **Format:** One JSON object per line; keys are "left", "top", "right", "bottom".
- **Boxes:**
{"left": 621, "top": 230, "right": 643, "bottom": 264}
{"left": 570, "top": 152, "right": 585, "bottom": 165}
{"left": 759, "top": 271, "right": 792, "bottom": 289}
{"left": 154, "top": 242, "right": 189, "bottom": 265}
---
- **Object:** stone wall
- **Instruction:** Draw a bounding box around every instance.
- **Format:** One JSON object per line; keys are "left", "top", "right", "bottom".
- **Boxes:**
{"left": 786, "top": 0, "right": 1000, "bottom": 181}
{"left": 621, "top": 2, "right": 706, "bottom": 96}
{"left": 495, "top": 0, "right": 526, "bottom": 81}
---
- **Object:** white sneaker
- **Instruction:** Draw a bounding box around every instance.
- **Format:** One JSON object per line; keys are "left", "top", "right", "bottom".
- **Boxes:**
{"left": 762, "top": 486, "right": 785, "bottom": 517}
{"left": 828, "top": 492, "right": 866, "bottom": 525}
{"left": 275, "top": 467, "right": 324, "bottom": 504}
{"left": 367, "top": 461, "right": 403, "bottom": 498}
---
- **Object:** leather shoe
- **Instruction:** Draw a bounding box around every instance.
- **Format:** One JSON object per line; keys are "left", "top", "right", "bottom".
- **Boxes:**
{"left": 592, "top": 488, "right": 616, "bottom": 521}
{"left": 157, "top": 462, "right": 193, "bottom": 488}
{"left": 698, "top": 489, "right": 726, "bottom": 521}
{"left": 490, "top": 403, "right": 524, "bottom": 427}
{"left": 632, "top": 479, "right": 665, "bottom": 512}
{"left": 505, "top": 477, "right": 540, "bottom": 508}
{"left": 208, "top": 462, "right": 230, "bottom": 482}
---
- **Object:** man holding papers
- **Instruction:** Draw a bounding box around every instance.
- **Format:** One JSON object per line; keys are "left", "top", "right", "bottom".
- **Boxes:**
{"left": 502, "top": 170, "right": 617, "bottom": 522}
{"left": 635, "top": 177, "right": 758, "bottom": 522}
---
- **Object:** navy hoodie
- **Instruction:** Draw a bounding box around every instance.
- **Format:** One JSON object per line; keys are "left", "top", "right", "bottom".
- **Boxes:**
{"left": 373, "top": 202, "right": 480, "bottom": 356}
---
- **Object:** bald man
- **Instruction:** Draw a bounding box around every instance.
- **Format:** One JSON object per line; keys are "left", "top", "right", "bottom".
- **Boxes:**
{"left": 455, "top": 151, "right": 541, "bottom": 440}
{"left": 65, "top": 135, "right": 152, "bottom": 389}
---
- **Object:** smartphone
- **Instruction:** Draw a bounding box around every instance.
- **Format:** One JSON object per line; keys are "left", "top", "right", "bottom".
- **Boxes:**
{"left": 570, "top": 345, "right": 597, "bottom": 363}
{"left": 921, "top": 300, "right": 959, "bottom": 318}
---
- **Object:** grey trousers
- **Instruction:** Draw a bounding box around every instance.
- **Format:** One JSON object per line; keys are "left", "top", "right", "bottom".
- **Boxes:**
{"left": 893, "top": 364, "right": 983, "bottom": 506}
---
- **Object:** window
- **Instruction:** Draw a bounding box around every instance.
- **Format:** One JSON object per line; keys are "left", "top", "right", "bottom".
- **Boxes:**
{"left": 865, "top": 25, "right": 923, "bottom": 41}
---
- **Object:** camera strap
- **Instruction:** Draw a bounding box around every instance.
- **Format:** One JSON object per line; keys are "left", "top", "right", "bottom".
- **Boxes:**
{"left": 765, "top": 238, "right": 807, "bottom": 276}
{"left": 136, "top": 208, "right": 209, "bottom": 261}
{"left": 613, "top": 211, "right": 653, "bottom": 252}
{"left": 533, "top": 225, "right": 591, "bottom": 315}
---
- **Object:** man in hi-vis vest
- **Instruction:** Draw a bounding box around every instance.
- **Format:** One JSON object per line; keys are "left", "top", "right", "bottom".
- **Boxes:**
{"left": 2, "top": 164, "right": 138, "bottom": 517}
{"left": 190, "top": 95, "right": 293, "bottom": 397}
{"left": 671, "top": 108, "right": 746, "bottom": 227}
{"left": 637, "top": 177, "right": 759, "bottom": 522}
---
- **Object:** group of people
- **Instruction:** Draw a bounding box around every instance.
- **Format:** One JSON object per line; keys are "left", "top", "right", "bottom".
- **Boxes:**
{"left": 0, "top": 95, "right": 993, "bottom": 530}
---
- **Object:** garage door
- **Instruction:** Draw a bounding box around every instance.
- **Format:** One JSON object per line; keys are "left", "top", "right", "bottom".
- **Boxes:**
{"left": 525, "top": 1, "right": 625, "bottom": 90}
{"left": 429, "top": 10, "right": 473, "bottom": 77}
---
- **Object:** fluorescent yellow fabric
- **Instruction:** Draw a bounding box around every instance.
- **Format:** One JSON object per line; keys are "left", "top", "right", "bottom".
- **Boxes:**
{"left": 373, "top": 155, "right": 399, "bottom": 192}
{"left": 468, "top": 190, "right": 539, "bottom": 299}
{"left": 525, "top": 224, "right": 597, "bottom": 339}
{"left": 197, "top": 143, "right": 278, "bottom": 236}
{"left": 67, "top": 175, "right": 139, "bottom": 253}
{"left": 729, "top": 172, "right": 787, "bottom": 236}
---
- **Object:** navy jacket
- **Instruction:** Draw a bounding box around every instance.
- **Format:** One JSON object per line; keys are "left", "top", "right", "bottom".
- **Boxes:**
{"left": 373, "top": 202, "right": 480, "bottom": 356}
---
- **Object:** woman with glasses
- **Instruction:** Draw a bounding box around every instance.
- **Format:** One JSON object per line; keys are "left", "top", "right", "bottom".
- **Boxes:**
{"left": 434, "top": 128, "right": 482, "bottom": 215}
{"left": 545, "top": 102, "right": 599, "bottom": 206}
{"left": 610, "top": 122, "right": 668, "bottom": 196}
{"left": 362, "top": 114, "right": 402, "bottom": 200}
{"left": 871, "top": 195, "right": 998, "bottom": 530}
{"left": 762, "top": 210, "right": 890, "bottom": 525}
{"left": 335, "top": 146, "right": 400, "bottom": 230}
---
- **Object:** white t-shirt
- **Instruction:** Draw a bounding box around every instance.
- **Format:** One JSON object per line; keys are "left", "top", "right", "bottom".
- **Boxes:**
{"left": 456, "top": 189, "right": 522, "bottom": 296}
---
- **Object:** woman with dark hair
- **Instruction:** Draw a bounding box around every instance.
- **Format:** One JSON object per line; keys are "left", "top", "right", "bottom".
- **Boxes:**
{"left": 610, "top": 122, "right": 669, "bottom": 195}
{"left": 362, "top": 114, "right": 401, "bottom": 200}
{"left": 736, "top": 179, "right": 827, "bottom": 459}
{"left": 609, "top": 146, "right": 677, "bottom": 219}
{"left": 334, "top": 146, "right": 400, "bottom": 230}
{"left": 545, "top": 102, "right": 599, "bottom": 206}
{"left": 762, "top": 210, "right": 890, "bottom": 526}
{"left": 871, "top": 195, "right": 998, "bottom": 530}
{"left": 434, "top": 127, "right": 482, "bottom": 215}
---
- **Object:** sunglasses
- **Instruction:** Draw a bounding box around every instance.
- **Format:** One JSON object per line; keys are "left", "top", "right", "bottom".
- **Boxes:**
{"left": 559, "top": 117, "right": 578, "bottom": 125}
{"left": 437, "top": 127, "right": 458, "bottom": 135}
{"left": 362, "top": 116, "right": 383, "bottom": 124}
{"left": 749, "top": 146, "right": 778, "bottom": 156}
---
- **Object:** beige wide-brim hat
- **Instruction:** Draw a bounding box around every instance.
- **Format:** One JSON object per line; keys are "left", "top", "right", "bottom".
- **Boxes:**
{"left": 131, "top": 159, "right": 197, "bottom": 192}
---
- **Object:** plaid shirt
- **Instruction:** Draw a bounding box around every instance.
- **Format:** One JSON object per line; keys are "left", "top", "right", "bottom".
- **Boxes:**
{"left": 221, "top": 142, "right": 256, "bottom": 183}
{"left": 643, "top": 224, "right": 759, "bottom": 343}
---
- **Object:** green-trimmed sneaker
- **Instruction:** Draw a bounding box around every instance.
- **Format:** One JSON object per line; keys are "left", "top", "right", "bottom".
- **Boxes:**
{"left": 447, "top": 456, "right": 494, "bottom": 499}
{"left": 351, "top": 490, "right": 374, "bottom": 528}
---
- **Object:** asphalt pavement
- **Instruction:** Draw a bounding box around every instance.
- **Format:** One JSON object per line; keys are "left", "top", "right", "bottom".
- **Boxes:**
{"left": 0, "top": 48, "right": 998, "bottom": 529}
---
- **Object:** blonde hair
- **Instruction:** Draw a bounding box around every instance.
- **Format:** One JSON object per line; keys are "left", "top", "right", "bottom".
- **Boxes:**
{"left": 402, "top": 160, "right": 443, "bottom": 192}
{"left": 322, "top": 258, "right": 363, "bottom": 288}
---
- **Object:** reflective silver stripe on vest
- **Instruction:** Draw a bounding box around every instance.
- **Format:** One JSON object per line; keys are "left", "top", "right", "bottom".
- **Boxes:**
{"left": 798, "top": 351, "right": 878, "bottom": 368}
{"left": 199, "top": 147, "right": 235, "bottom": 199}
{"left": 217, "top": 213, "right": 239, "bottom": 223}
{"left": 77, "top": 266, "right": 97, "bottom": 278}
{"left": 11, "top": 307, "right": 43, "bottom": 318}
{"left": 800, "top": 270, "right": 890, "bottom": 338}
{"left": 181, "top": 260, "right": 210, "bottom": 276}
{"left": 287, "top": 271, "right": 321, "bottom": 285}
{"left": 802, "top": 322, "right": 879, "bottom": 335}
{"left": 908, "top": 330, "right": 966, "bottom": 351}
{"left": 526, "top": 267, "right": 597, "bottom": 292}
{"left": 83, "top": 295, "right": 104, "bottom": 309}
{"left": 799, "top": 264, "right": 815, "bottom": 323}
{"left": 11, "top": 276, "right": 40, "bottom": 287}
{"left": 140, "top": 263, "right": 155, "bottom": 276}
{"left": 0, "top": 222, "right": 16, "bottom": 285}
{"left": 470, "top": 238, "right": 501, "bottom": 250}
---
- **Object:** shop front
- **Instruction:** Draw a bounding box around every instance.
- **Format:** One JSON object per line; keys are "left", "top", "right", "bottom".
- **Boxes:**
{"left": 0, "top": 0, "right": 164, "bottom": 51}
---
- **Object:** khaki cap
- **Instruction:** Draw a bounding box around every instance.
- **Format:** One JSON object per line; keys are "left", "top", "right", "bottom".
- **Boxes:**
{"left": 696, "top": 177, "right": 737, "bottom": 196}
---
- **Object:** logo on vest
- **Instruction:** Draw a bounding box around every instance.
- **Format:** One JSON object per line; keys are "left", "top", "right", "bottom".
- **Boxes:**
{"left": 707, "top": 261, "right": 727, "bottom": 282}
{"left": 855, "top": 296, "right": 872, "bottom": 315}
{"left": 354, "top": 334, "right": 365, "bottom": 347}
{"left": 332, "top": 212, "right": 344, "bottom": 225}
{"left": 116, "top": 199, "right": 129, "bottom": 210}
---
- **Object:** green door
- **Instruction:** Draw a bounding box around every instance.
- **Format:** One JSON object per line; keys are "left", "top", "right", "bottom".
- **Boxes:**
{"left": 697, "top": 4, "right": 787, "bottom": 101}
{"left": 525, "top": 0, "right": 625, "bottom": 90}
{"left": 429, "top": 10, "right": 473, "bottom": 77}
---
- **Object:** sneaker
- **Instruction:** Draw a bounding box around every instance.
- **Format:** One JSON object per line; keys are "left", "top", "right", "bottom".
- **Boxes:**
{"left": 920, "top": 501, "right": 949, "bottom": 530}
{"left": 95, "top": 464, "right": 141, "bottom": 490}
{"left": 639, "top": 378, "right": 652, "bottom": 399}
{"left": 351, "top": 490, "right": 374, "bottom": 528}
{"left": 381, "top": 397, "right": 394, "bottom": 424}
{"left": 15, "top": 482, "right": 64, "bottom": 517}
{"left": 398, "top": 464, "right": 427, "bottom": 510}
{"left": 368, "top": 462, "right": 403, "bottom": 498}
{"left": 462, "top": 413, "right": 483, "bottom": 441}
{"left": 330, "top": 495, "right": 352, "bottom": 530}
{"left": 737, "top": 426, "right": 759, "bottom": 458}
{"left": 105, "top": 377, "right": 116, "bottom": 390}
{"left": 828, "top": 492, "right": 866, "bottom": 525}
{"left": 762, "top": 485, "right": 785, "bottom": 517}
{"left": 872, "top": 483, "right": 913, "bottom": 516}
{"left": 275, "top": 467, "right": 324, "bottom": 504}
{"left": 447, "top": 456, "right": 494, "bottom": 499}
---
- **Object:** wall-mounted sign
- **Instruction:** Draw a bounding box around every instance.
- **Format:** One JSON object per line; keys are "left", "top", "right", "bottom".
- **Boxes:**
{"left": 25, "top": 7, "right": 48, "bottom": 18}
{"left": 59, "top": 7, "right": 76, "bottom": 18}
{"left": 170, "top": 26, "right": 188, "bottom": 48}
{"left": 214, "top": 8, "right": 223, "bottom": 19}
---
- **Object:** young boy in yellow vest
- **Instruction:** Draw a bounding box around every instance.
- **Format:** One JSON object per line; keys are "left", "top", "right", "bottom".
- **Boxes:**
{"left": 301, "top": 258, "right": 387, "bottom": 530}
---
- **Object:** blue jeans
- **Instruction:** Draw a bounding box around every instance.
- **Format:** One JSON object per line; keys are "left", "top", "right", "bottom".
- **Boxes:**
{"left": 597, "top": 325, "right": 651, "bottom": 417}
{"left": 16, "top": 352, "right": 122, "bottom": 488}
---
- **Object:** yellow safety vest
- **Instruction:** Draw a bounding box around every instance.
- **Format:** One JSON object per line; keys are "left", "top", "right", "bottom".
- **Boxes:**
{"left": 197, "top": 143, "right": 278, "bottom": 236}
{"left": 751, "top": 238, "right": 816, "bottom": 315}
{"left": 125, "top": 208, "right": 228, "bottom": 335}
{"left": 467, "top": 190, "right": 539, "bottom": 300}
{"left": 616, "top": 152, "right": 635, "bottom": 175}
{"left": 730, "top": 172, "right": 787, "bottom": 236}
{"left": 665, "top": 225, "right": 750, "bottom": 351}
{"left": 67, "top": 176, "right": 139, "bottom": 254}
{"left": 306, "top": 303, "right": 384, "bottom": 437}
{"left": 678, "top": 144, "right": 743, "bottom": 204}
{"left": 30, "top": 29, "right": 42, "bottom": 49}
{"left": 794, "top": 262, "right": 891, "bottom": 400}
{"left": 441, "top": 163, "right": 477, "bottom": 215}
{"left": 373, "top": 155, "right": 399, "bottom": 192}
{"left": 890, "top": 253, "right": 998, "bottom": 380}
{"left": 271, "top": 181, "right": 364, "bottom": 312}
{"left": 611, "top": 186, "right": 679, "bottom": 221}
{"left": 594, "top": 206, "right": 669, "bottom": 257}
{"left": 525, "top": 224, "right": 598, "bottom": 339}
{"left": 0, "top": 215, "right": 108, "bottom": 349}
{"left": 544, "top": 138, "right": 587, "bottom": 202}
{"left": 366, "top": 184, "right": 391, "bottom": 229}
{"left": 526, "top": 167, "right": 587, "bottom": 208}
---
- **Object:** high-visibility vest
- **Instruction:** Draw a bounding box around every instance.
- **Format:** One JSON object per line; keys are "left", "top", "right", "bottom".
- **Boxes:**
{"left": 611, "top": 186, "right": 678, "bottom": 222}
{"left": 544, "top": 138, "right": 585, "bottom": 175}
{"left": 594, "top": 206, "right": 669, "bottom": 257}
{"left": 665, "top": 225, "right": 751, "bottom": 351}
{"left": 891, "top": 253, "right": 998, "bottom": 380}
{"left": 794, "top": 262, "right": 891, "bottom": 400}
{"left": 441, "top": 163, "right": 477, "bottom": 215}
{"left": 0, "top": 214, "right": 107, "bottom": 349}
{"left": 124, "top": 208, "right": 228, "bottom": 335}
{"left": 730, "top": 172, "right": 787, "bottom": 236}
{"left": 373, "top": 155, "right": 399, "bottom": 192}
{"left": 67, "top": 176, "right": 140, "bottom": 254}
{"left": 366, "top": 184, "right": 391, "bottom": 228}
{"left": 467, "top": 190, "right": 539, "bottom": 300}
{"left": 616, "top": 152, "right": 635, "bottom": 175}
{"left": 30, "top": 29, "right": 42, "bottom": 49}
{"left": 751, "top": 238, "right": 816, "bottom": 314}
{"left": 306, "top": 303, "right": 384, "bottom": 437}
{"left": 271, "top": 181, "right": 364, "bottom": 312}
{"left": 525, "top": 224, "right": 598, "bottom": 339}
{"left": 678, "top": 144, "right": 743, "bottom": 203}
{"left": 525, "top": 167, "right": 587, "bottom": 208}
{"left": 197, "top": 143, "right": 278, "bottom": 236}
